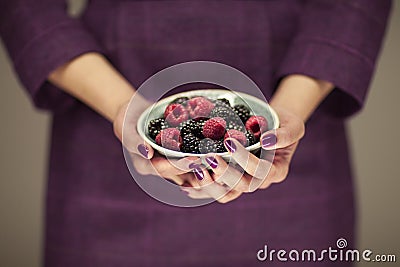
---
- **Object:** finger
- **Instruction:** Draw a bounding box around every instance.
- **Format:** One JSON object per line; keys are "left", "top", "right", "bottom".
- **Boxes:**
{"left": 260, "top": 114, "right": 304, "bottom": 151}
{"left": 224, "top": 138, "right": 273, "bottom": 180}
{"left": 215, "top": 187, "right": 243, "bottom": 204}
{"left": 204, "top": 154, "right": 251, "bottom": 192}
{"left": 151, "top": 156, "right": 202, "bottom": 177}
{"left": 115, "top": 103, "right": 155, "bottom": 159}
{"left": 180, "top": 187, "right": 211, "bottom": 199}
{"left": 192, "top": 167, "right": 230, "bottom": 200}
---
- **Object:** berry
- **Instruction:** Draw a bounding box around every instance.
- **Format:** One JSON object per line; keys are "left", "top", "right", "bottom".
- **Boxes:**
{"left": 215, "top": 140, "right": 227, "bottom": 153}
{"left": 199, "top": 138, "right": 217, "bottom": 154}
{"left": 245, "top": 130, "right": 256, "bottom": 146}
{"left": 224, "top": 129, "right": 247, "bottom": 146}
{"left": 181, "top": 133, "right": 201, "bottom": 153}
{"left": 226, "top": 119, "right": 245, "bottom": 132}
{"left": 171, "top": 96, "right": 189, "bottom": 106}
{"left": 245, "top": 115, "right": 268, "bottom": 139}
{"left": 155, "top": 128, "right": 182, "bottom": 151}
{"left": 202, "top": 117, "right": 226, "bottom": 140}
{"left": 164, "top": 103, "right": 189, "bottom": 126}
{"left": 148, "top": 118, "right": 167, "bottom": 140}
{"left": 178, "top": 118, "right": 206, "bottom": 138}
{"left": 210, "top": 106, "right": 237, "bottom": 122}
{"left": 233, "top": 104, "right": 251, "bottom": 123}
{"left": 187, "top": 97, "right": 215, "bottom": 119}
{"left": 214, "top": 98, "right": 230, "bottom": 108}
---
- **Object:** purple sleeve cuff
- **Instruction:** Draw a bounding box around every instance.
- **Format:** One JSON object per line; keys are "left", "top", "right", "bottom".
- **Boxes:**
{"left": 277, "top": 38, "right": 374, "bottom": 118}
{"left": 0, "top": 1, "right": 104, "bottom": 112}
{"left": 13, "top": 21, "right": 104, "bottom": 111}
{"left": 276, "top": 0, "right": 392, "bottom": 118}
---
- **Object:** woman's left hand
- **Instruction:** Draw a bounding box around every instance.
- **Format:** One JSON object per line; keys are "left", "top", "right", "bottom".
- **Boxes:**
{"left": 181, "top": 107, "right": 305, "bottom": 203}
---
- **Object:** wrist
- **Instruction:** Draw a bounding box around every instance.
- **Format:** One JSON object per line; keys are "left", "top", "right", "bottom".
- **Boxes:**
{"left": 270, "top": 74, "right": 334, "bottom": 122}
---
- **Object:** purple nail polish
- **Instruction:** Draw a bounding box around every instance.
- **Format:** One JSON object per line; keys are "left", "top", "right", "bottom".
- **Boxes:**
{"left": 193, "top": 167, "right": 204, "bottom": 180}
{"left": 261, "top": 134, "right": 277, "bottom": 148}
{"left": 206, "top": 157, "right": 218, "bottom": 169}
{"left": 138, "top": 144, "right": 149, "bottom": 158}
{"left": 189, "top": 162, "right": 199, "bottom": 169}
{"left": 224, "top": 140, "right": 236, "bottom": 153}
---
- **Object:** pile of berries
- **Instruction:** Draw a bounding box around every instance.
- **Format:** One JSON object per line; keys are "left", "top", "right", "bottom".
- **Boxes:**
{"left": 147, "top": 96, "right": 268, "bottom": 153}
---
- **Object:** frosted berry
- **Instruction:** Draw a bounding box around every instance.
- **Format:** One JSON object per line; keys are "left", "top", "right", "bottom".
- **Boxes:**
{"left": 155, "top": 128, "right": 182, "bottom": 151}
{"left": 202, "top": 117, "right": 226, "bottom": 140}
{"left": 245, "top": 115, "right": 268, "bottom": 139}
{"left": 164, "top": 103, "right": 189, "bottom": 127}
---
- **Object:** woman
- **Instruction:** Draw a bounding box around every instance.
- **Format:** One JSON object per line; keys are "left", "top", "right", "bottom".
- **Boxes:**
{"left": 0, "top": 0, "right": 391, "bottom": 266}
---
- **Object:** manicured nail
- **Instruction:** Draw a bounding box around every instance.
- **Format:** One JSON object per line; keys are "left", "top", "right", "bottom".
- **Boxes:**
{"left": 206, "top": 157, "right": 218, "bottom": 169}
{"left": 189, "top": 162, "right": 199, "bottom": 169}
{"left": 138, "top": 144, "right": 149, "bottom": 158}
{"left": 224, "top": 139, "right": 236, "bottom": 153}
{"left": 261, "top": 134, "right": 277, "bottom": 148}
{"left": 193, "top": 167, "right": 204, "bottom": 180}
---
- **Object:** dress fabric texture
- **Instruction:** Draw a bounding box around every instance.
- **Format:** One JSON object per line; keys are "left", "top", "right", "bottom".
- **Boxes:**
{"left": 0, "top": 0, "right": 391, "bottom": 266}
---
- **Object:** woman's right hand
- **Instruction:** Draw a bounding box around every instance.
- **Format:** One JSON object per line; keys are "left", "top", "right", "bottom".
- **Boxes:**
{"left": 113, "top": 97, "right": 207, "bottom": 187}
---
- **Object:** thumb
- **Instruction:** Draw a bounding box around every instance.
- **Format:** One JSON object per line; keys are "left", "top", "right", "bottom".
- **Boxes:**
{"left": 114, "top": 102, "right": 154, "bottom": 159}
{"left": 260, "top": 112, "right": 305, "bottom": 150}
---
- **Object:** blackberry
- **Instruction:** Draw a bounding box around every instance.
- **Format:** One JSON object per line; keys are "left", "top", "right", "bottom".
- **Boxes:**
{"left": 234, "top": 104, "right": 251, "bottom": 123}
{"left": 148, "top": 118, "right": 167, "bottom": 140}
{"left": 245, "top": 130, "right": 256, "bottom": 146}
{"left": 199, "top": 138, "right": 217, "bottom": 153}
{"left": 171, "top": 96, "right": 189, "bottom": 106}
{"left": 181, "top": 133, "right": 201, "bottom": 153}
{"left": 215, "top": 139, "right": 227, "bottom": 153}
{"left": 214, "top": 98, "right": 230, "bottom": 108}
{"left": 210, "top": 106, "right": 237, "bottom": 122}
{"left": 178, "top": 118, "right": 206, "bottom": 138}
{"left": 226, "top": 120, "right": 245, "bottom": 132}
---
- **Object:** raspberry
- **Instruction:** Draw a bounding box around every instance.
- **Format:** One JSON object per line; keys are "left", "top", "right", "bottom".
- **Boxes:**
{"left": 155, "top": 128, "right": 182, "bottom": 151}
{"left": 187, "top": 97, "right": 215, "bottom": 119}
{"left": 202, "top": 117, "right": 226, "bottom": 140}
{"left": 245, "top": 115, "right": 268, "bottom": 139}
{"left": 224, "top": 129, "right": 247, "bottom": 146}
{"left": 164, "top": 103, "right": 189, "bottom": 127}
{"left": 233, "top": 104, "right": 251, "bottom": 123}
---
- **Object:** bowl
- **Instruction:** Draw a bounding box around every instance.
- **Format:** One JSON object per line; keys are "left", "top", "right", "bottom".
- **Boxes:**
{"left": 137, "top": 89, "right": 279, "bottom": 160}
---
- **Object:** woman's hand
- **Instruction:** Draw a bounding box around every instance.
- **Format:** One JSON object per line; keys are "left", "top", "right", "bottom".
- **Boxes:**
{"left": 180, "top": 107, "right": 305, "bottom": 203}
{"left": 180, "top": 74, "right": 333, "bottom": 203}
{"left": 113, "top": 98, "right": 204, "bottom": 184}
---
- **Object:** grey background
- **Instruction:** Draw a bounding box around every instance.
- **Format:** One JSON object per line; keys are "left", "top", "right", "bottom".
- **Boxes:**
{"left": 0, "top": 2, "right": 399, "bottom": 266}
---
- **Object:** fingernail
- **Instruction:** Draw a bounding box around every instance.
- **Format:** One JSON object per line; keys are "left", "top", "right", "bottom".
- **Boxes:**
{"left": 189, "top": 162, "right": 199, "bottom": 169}
{"left": 261, "top": 134, "right": 277, "bottom": 148}
{"left": 193, "top": 167, "right": 204, "bottom": 180}
{"left": 224, "top": 139, "right": 236, "bottom": 153}
{"left": 138, "top": 144, "right": 149, "bottom": 158}
{"left": 205, "top": 157, "right": 218, "bottom": 169}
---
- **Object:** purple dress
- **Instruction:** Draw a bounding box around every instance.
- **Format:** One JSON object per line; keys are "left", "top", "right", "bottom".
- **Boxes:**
{"left": 0, "top": 0, "right": 391, "bottom": 266}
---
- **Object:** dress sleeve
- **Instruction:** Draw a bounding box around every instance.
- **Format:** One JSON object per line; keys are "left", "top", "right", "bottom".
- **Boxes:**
{"left": 0, "top": 0, "right": 104, "bottom": 111}
{"left": 276, "top": 0, "right": 392, "bottom": 118}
